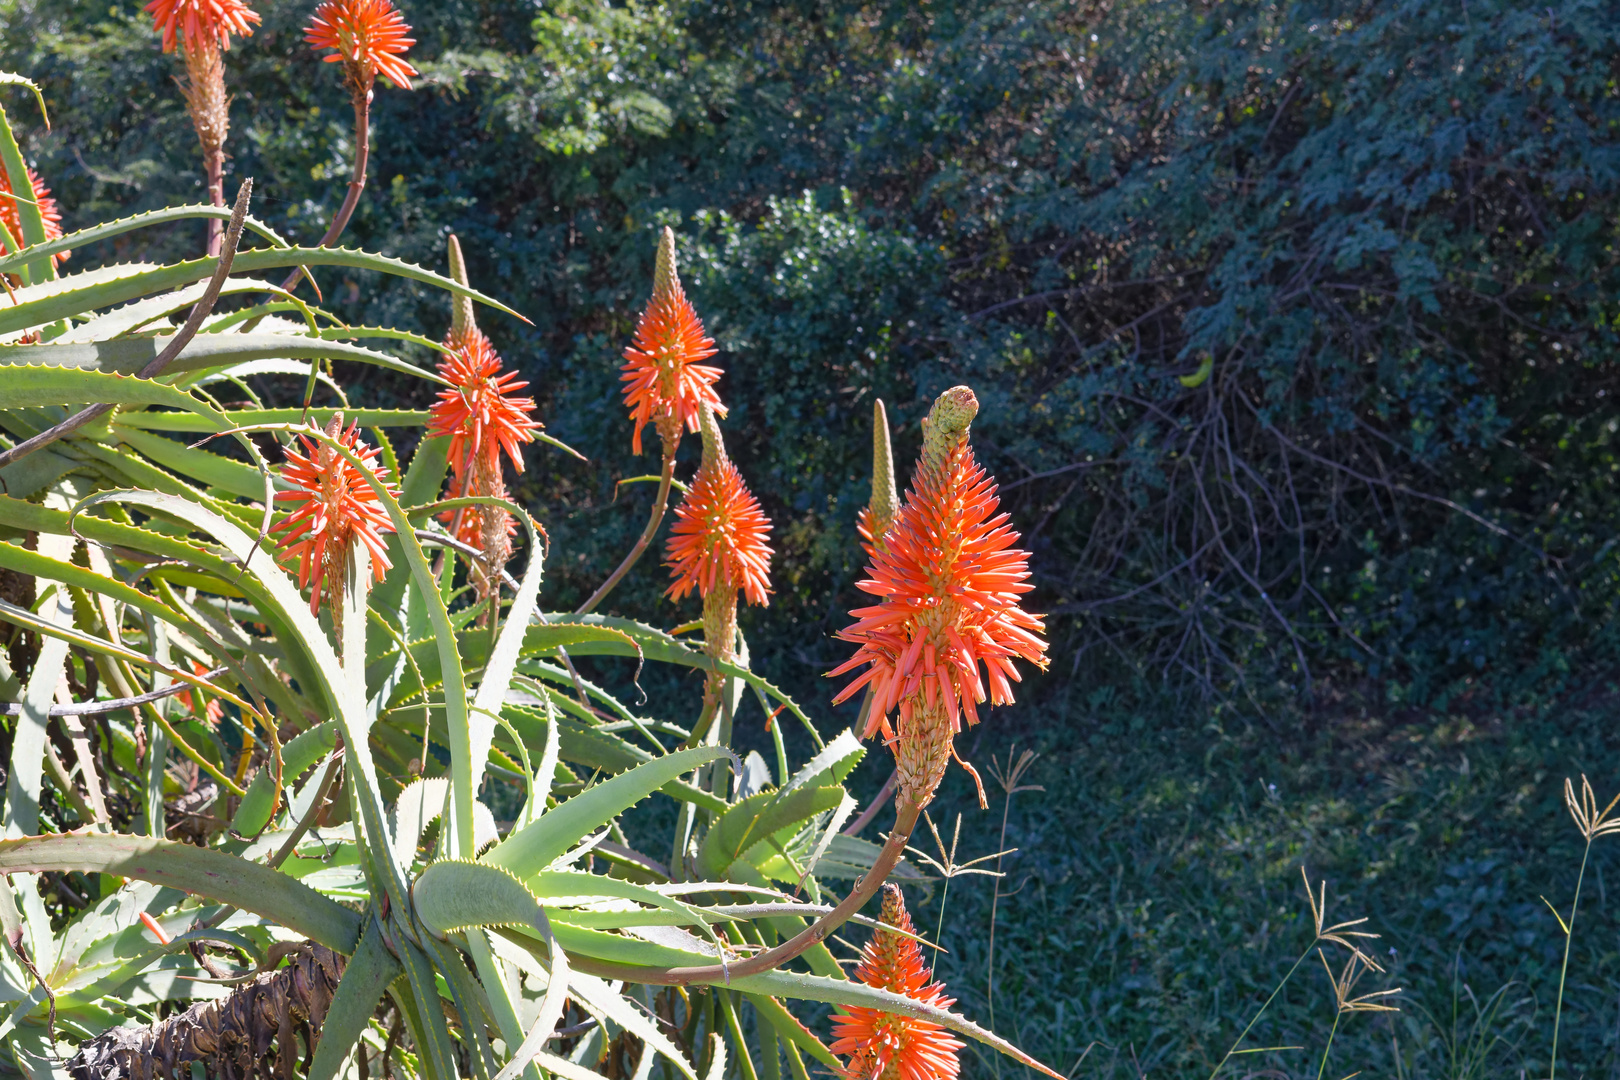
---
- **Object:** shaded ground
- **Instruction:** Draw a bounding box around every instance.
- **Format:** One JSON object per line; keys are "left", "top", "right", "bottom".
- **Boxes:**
{"left": 852, "top": 684, "right": 1620, "bottom": 1079}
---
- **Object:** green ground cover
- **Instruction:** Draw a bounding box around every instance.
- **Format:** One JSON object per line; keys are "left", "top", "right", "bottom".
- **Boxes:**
{"left": 879, "top": 690, "right": 1620, "bottom": 1078}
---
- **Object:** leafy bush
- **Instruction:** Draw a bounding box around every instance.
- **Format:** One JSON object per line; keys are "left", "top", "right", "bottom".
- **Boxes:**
{"left": 0, "top": 9, "right": 1055, "bottom": 1074}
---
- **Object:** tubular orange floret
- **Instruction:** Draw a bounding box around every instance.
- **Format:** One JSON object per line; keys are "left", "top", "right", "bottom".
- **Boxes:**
{"left": 664, "top": 456, "right": 774, "bottom": 607}
{"left": 272, "top": 415, "right": 399, "bottom": 617}
{"left": 831, "top": 884, "right": 963, "bottom": 1080}
{"left": 304, "top": 0, "right": 418, "bottom": 91}
{"left": 620, "top": 228, "right": 725, "bottom": 456}
{"left": 831, "top": 386, "right": 1047, "bottom": 807}
{"left": 0, "top": 166, "right": 66, "bottom": 265}
{"left": 145, "top": 0, "right": 260, "bottom": 52}
{"left": 429, "top": 326, "right": 542, "bottom": 483}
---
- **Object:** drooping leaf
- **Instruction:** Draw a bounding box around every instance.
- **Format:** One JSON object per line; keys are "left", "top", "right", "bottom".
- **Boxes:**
{"left": 412, "top": 859, "right": 552, "bottom": 938}
{"left": 0, "top": 834, "right": 362, "bottom": 953}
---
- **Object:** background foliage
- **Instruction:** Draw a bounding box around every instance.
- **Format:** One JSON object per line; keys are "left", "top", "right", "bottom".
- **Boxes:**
{"left": 6, "top": 0, "right": 1619, "bottom": 713}
{"left": 4, "top": 0, "right": 1620, "bottom": 1076}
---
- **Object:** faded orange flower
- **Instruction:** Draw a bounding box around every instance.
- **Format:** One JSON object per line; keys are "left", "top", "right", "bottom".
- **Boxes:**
{"left": 830, "top": 387, "right": 1047, "bottom": 807}
{"left": 665, "top": 455, "right": 773, "bottom": 607}
{"left": 831, "top": 885, "right": 963, "bottom": 1080}
{"left": 0, "top": 165, "right": 66, "bottom": 264}
{"left": 272, "top": 415, "right": 399, "bottom": 617}
{"left": 145, "top": 0, "right": 260, "bottom": 52}
{"left": 428, "top": 326, "right": 541, "bottom": 484}
{"left": 305, "top": 0, "right": 418, "bottom": 91}
{"left": 175, "top": 661, "right": 224, "bottom": 727}
{"left": 620, "top": 227, "right": 725, "bottom": 456}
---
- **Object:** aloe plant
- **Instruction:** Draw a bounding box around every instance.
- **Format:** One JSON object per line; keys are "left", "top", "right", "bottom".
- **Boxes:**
{"left": 0, "top": 72, "right": 1055, "bottom": 1080}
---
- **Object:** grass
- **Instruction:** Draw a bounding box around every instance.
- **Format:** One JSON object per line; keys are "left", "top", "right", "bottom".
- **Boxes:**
{"left": 841, "top": 684, "right": 1620, "bottom": 1078}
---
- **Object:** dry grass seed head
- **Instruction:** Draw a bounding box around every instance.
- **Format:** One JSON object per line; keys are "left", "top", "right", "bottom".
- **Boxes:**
{"left": 1317, "top": 948, "right": 1401, "bottom": 1014}
{"left": 909, "top": 811, "right": 1010, "bottom": 881}
{"left": 1301, "top": 867, "right": 1381, "bottom": 965}
{"left": 1563, "top": 774, "right": 1620, "bottom": 842}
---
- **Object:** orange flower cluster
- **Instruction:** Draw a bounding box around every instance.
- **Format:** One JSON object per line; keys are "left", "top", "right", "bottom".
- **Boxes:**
{"left": 145, "top": 0, "right": 260, "bottom": 52}
{"left": 620, "top": 230, "right": 724, "bottom": 457}
{"left": 0, "top": 165, "right": 65, "bottom": 262}
{"left": 831, "top": 387, "right": 1047, "bottom": 807}
{"left": 429, "top": 326, "right": 541, "bottom": 487}
{"left": 831, "top": 885, "right": 962, "bottom": 1080}
{"left": 665, "top": 455, "right": 773, "bottom": 607}
{"left": 428, "top": 324, "right": 539, "bottom": 600}
{"left": 273, "top": 416, "right": 399, "bottom": 617}
{"left": 305, "top": 0, "right": 418, "bottom": 90}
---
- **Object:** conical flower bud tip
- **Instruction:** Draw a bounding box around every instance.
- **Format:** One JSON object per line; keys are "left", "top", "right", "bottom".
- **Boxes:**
{"left": 861, "top": 398, "right": 899, "bottom": 547}
{"left": 447, "top": 233, "right": 477, "bottom": 340}
{"left": 653, "top": 225, "right": 679, "bottom": 302}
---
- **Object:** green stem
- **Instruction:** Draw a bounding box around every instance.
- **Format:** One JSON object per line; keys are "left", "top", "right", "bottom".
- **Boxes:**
{"left": 1207, "top": 945, "right": 1314, "bottom": 1080}
{"left": 1550, "top": 837, "right": 1593, "bottom": 1080}
{"left": 1315, "top": 1010, "right": 1342, "bottom": 1080}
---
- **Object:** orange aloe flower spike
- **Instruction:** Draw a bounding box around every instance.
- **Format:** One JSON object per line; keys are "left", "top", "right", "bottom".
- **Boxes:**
{"left": 829, "top": 386, "right": 1049, "bottom": 809}
{"left": 620, "top": 226, "right": 725, "bottom": 456}
{"left": 830, "top": 884, "right": 963, "bottom": 1080}
{"left": 0, "top": 165, "right": 66, "bottom": 265}
{"left": 145, "top": 0, "right": 260, "bottom": 52}
{"left": 664, "top": 408, "right": 774, "bottom": 608}
{"left": 271, "top": 415, "right": 399, "bottom": 616}
{"left": 429, "top": 326, "right": 542, "bottom": 483}
{"left": 305, "top": 0, "right": 419, "bottom": 91}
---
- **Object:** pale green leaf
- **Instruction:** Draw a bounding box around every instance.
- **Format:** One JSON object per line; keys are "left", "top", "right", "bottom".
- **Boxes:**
{"left": 483, "top": 746, "right": 729, "bottom": 879}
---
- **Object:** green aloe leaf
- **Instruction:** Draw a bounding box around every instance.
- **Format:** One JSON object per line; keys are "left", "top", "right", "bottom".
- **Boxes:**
{"left": 78, "top": 488, "right": 410, "bottom": 914}
{"left": 0, "top": 247, "right": 524, "bottom": 336}
{"left": 0, "top": 538, "right": 184, "bottom": 629}
{"left": 1, "top": 332, "right": 446, "bottom": 386}
{"left": 110, "top": 425, "right": 264, "bottom": 501}
{"left": 695, "top": 786, "right": 846, "bottom": 880}
{"left": 545, "top": 614, "right": 814, "bottom": 736}
{"left": 306, "top": 920, "right": 402, "bottom": 1080}
{"left": 483, "top": 746, "right": 730, "bottom": 880}
{"left": 0, "top": 364, "right": 228, "bottom": 425}
{"left": 746, "top": 993, "right": 841, "bottom": 1071}
{"left": 569, "top": 970, "right": 698, "bottom": 1079}
{"left": 0, "top": 72, "right": 48, "bottom": 129}
{"left": 116, "top": 407, "right": 431, "bottom": 433}
{"left": 0, "top": 96, "right": 54, "bottom": 285}
{"left": 0, "top": 204, "right": 293, "bottom": 278}
{"left": 782, "top": 729, "right": 864, "bottom": 793}
{"left": 412, "top": 859, "right": 552, "bottom": 938}
{"left": 231, "top": 721, "right": 337, "bottom": 836}
{"left": 498, "top": 704, "right": 726, "bottom": 814}
{"left": 0, "top": 834, "right": 362, "bottom": 952}
{"left": 468, "top": 506, "right": 546, "bottom": 811}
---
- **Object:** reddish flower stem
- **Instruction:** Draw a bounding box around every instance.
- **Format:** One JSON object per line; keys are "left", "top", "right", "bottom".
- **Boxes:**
{"left": 568, "top": 800, "right": 922, "bottom": 986}
{"left": 280, "top": 86, "right": 370, "bottom": 291}
{"left": 576, "top": 447, "right": 676, "bottom": 615}
{"left": 843, "top": 768, "right": 898, "bottom": 837}
{"left": 205, "top": 145, "right": 224, "bottom": 257}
